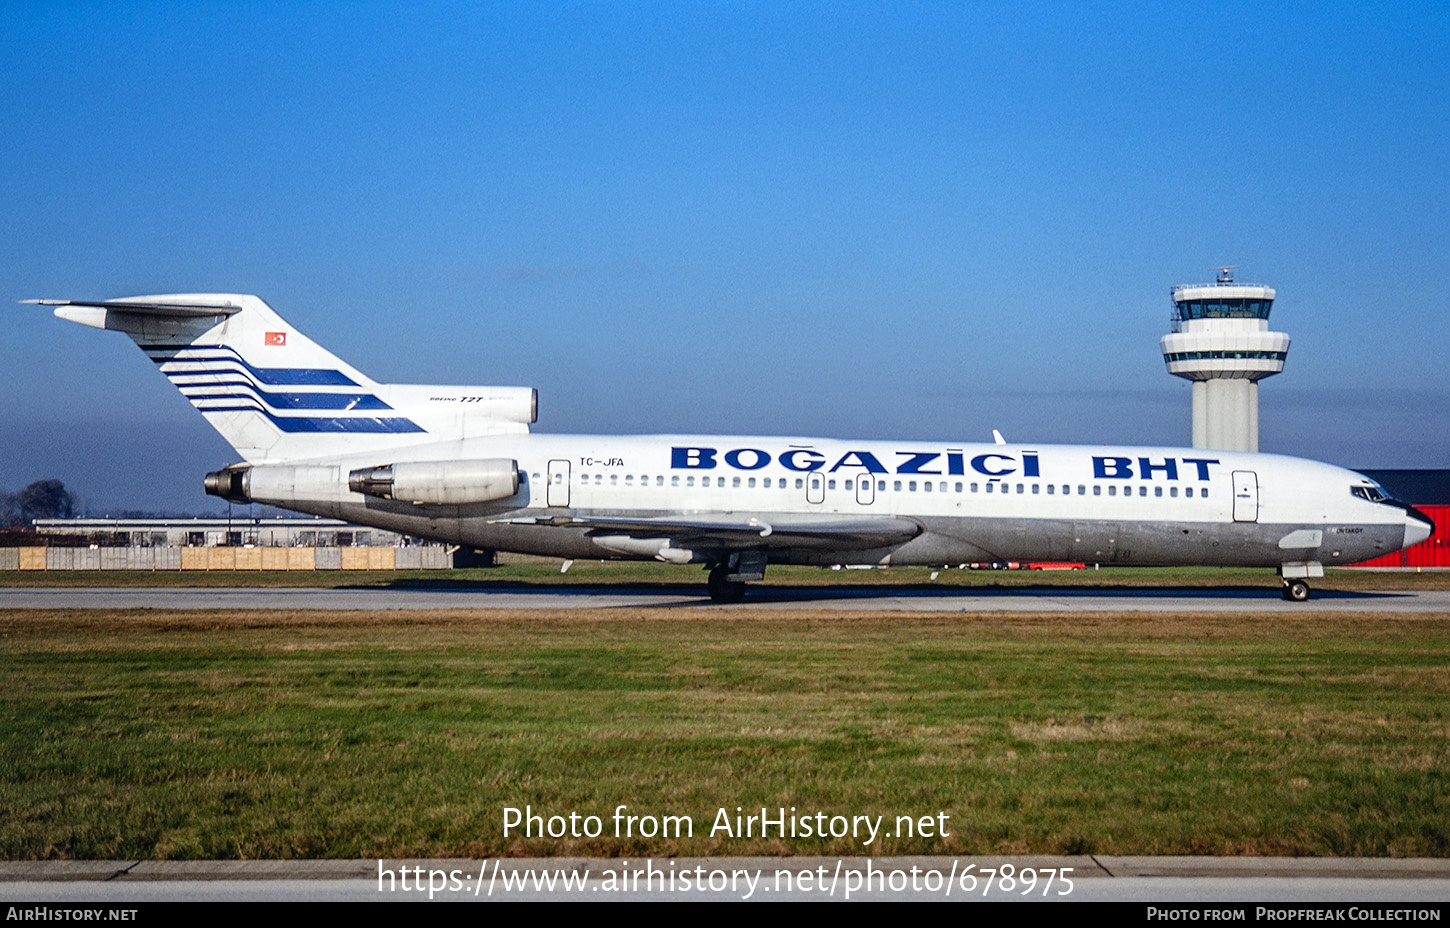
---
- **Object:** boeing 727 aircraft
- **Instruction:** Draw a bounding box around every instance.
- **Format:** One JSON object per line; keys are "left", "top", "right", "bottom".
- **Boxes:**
{"left": 27, "top": 293, "right": 1434, "bottom": 602}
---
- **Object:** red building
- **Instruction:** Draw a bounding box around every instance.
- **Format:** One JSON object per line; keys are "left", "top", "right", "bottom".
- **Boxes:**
{"left": 1353, "top": 470, "right": 1448, "bottom": 568}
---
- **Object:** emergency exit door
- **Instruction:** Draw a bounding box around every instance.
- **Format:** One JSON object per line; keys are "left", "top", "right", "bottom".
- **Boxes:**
{"left": 856, "top": 473, "right": 876, "bottom": 505}
{"left": 806, "top": 471, "right": 825, "bottom": 504}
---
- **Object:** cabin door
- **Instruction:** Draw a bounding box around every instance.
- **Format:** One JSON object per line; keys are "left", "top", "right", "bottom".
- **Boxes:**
{"left": 1232, "top": 470, "right": 1258, "bottom": 523}
{"left": 547, "top": 459, "right": 570, "bottom": 507}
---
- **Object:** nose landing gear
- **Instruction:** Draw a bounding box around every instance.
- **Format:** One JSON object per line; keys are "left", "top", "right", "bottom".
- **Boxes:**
{"left": 1279, "top": 562, "right": 1321, "bottom": 602}
{"left": 1281, "top": 578, "right": 1311, "bottom": 602}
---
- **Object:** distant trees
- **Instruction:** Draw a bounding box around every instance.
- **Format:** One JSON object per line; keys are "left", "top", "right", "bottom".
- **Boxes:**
{"left": 0, "top": 479, "right": 77, "bottom": 526}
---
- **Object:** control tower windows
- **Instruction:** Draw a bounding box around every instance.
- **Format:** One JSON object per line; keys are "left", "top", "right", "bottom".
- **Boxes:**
{"left": 1164, "top": 350, "right": 1287, "bottom": 363}
{"left": 1175, "top": 298, "right": 1273, "bottom": 321}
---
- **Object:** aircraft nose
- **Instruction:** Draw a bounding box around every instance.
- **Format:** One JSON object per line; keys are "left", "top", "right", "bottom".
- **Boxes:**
{"left": 1405, "top": 506, "right": 1435, "bottom": 549}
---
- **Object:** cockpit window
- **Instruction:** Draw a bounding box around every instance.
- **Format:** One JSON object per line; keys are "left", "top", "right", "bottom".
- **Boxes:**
{"left": 1351, "top": 485, "right": 1388, "bottom": 502}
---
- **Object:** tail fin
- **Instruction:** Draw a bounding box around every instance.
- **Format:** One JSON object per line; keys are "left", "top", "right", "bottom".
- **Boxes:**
{"left": 31, "top": 294, "right": 534, "bottom": 462}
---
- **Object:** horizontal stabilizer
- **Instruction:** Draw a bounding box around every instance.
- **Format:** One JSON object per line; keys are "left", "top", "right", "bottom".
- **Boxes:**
{"left": 22, "top": 298, "right": 241, "bottom": 317}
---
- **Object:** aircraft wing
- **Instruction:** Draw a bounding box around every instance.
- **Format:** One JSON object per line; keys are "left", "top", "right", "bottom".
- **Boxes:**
{"left": 492, "top": 512, "right": 922, "bottom": 550}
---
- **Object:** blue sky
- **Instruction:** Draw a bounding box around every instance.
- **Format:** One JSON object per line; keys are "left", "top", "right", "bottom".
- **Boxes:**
{"left": 2, "top": 1, "right": 1447, "bottom": 513}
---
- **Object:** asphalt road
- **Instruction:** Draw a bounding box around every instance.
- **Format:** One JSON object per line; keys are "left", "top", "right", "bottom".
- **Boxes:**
{"left": 4, "top": 857, "right": 1449, "bottom": 903}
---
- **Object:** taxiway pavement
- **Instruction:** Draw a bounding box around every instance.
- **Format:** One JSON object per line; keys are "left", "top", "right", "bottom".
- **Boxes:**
{"left": 2, "top": 585, "right": 1447, "bottom": 612}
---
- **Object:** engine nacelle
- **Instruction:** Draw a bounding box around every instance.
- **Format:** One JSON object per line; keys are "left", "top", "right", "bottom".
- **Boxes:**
{"left": 347, "top": 458, "right": 519, "bottom": 505}
{"left": 384, "top": 385, "right": 538, "bottom": 427}
{"left": 203, "top": 465, "right": 250, "bottom": 504}
{"left": 205, "top": 463, "right": 349, "bottom": 516}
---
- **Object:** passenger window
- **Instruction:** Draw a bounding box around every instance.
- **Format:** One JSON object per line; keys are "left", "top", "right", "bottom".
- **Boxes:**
{"left": 1139, "top": 486, "right": 1147, "bottom": 497}
{"left": 971, "top": 483, "right": 978, "bottom": 492}
{"left": 955, "top": 482, "right": 963, "bottom": 492}
{"left": 748, "top": 478, "right": 756, "bottom": 488}
{"left": 923, "top": 482, "right": 932, "bottom": 492}
{"left": 985, "top": 483, "right": 993, "bottom": 493}
{"left": 877, "top": 481, "right": 885, "bottom": 491}
{"left": 1108, "top": 485, "right": 1116, "bottom": 496}
{"left": 909, "top": 481, "right": 917, "bottom": 491}
{"left": 1155, "top": 486, "right": 1163, "bottom": 497}
{"left": 844, "top": 479, "right": 852, "bottom": 490}
{"left": 626, "top": 475, "right": 634, "bottom": 485}
{"left": 828, "top": 479, "right": 837, "bottom": 490}
{"left": 763, "top": 478, "right": 771, "bottom": 488}
{"left": 1201, "top": 489, "right": 1208, "bottom": 499}
{"left": 730, "top": 477, "right": 739, "bottom": 487}
{"left": 939, "top": 482, "right": 947, "bottom": 492}
{"left": 1047, "top": 485, "right": 1054, "bottom": 495}
{"left": 1093, "top": 486, "right": 1101, "bottom": 496}
{"left": 894, "top": 481, "right": 902, "bottom": 491}
{"left": 718, "top": 477, "right": 726, "bottom": 487}
{"left": 1064, "top": 485, "right": 1071, "bottom": 495}
{"left": 1016, "top": 484, "right": 1024, "bottom": 494}
{"left": 672, "top": 475, "right": 679, "bottom": 486}
{"left": 796, "top": 479, "right": 804, "bottom": 489}
{"left": 687, "top": 476, "right": 695, "bottom": 487}
{"left": 1170, "top": 486, "right": 1177, "bottom": 497}
{"left": 1032, "top": 484, "right": 1039, "bottom": 494}
{"left": 1185, "top": 487, "right": 1192, "bottom": 497}
{"left": 1078, "top": 485, "right": 1086, "bottom": 495}
{"left": 657, "top": 476, "right": 663, "bottom": 486}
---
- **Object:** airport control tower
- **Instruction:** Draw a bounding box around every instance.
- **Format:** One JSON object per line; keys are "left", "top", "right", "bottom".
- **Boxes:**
{"left": 1160, "top": 267, "right": 1289, "bottom": 452}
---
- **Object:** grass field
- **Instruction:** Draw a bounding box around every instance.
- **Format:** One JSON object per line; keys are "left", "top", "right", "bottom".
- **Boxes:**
{"left": 3, "top": 607, "right": 1448, "bottom": 859}
{"left": 2, "top": 562, "right": 1447, "bottom": 590}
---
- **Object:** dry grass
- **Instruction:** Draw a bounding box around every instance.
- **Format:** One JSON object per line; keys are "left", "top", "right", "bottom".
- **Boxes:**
{"left": 2, "top": 608, "right": 1449, "bottom": 858}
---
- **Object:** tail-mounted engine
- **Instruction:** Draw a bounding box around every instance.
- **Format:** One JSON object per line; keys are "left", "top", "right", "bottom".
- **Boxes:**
{"left": 347, "top": 459, "right": 520, "bottom": 505}
{"left": 203, "top": 465, "right": 252, "bottom": 503}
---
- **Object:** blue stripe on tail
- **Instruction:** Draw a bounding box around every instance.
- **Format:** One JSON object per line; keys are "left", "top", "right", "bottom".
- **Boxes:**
{"left": 140, "top": 344, "right": 359, "bottom": 386}
{"left": 195, "top": 402, "right": 425, "bottom": 433}
{"left": 173, "top": 379, "right": 393, "bottom": 410}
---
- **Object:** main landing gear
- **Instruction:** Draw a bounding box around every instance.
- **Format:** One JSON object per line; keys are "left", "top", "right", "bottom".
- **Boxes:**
{"left": 706, "top": 550, "right": 767, "bottom": 604}
{"left": 1281, "top": 578, "right": 1311, "bottom": 602}
{"left": 707, "top": 565, "right": 747, "bottom": 604}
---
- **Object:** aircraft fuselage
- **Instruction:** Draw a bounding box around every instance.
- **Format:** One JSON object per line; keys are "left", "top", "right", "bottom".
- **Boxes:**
{"left": 229, "top": 433, "right": 1423, "bottom": 570}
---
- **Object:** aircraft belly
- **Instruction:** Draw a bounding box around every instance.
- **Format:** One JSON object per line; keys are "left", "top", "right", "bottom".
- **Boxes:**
{"left": 291, "top": 500, "right": 1401, "bottom": 570}
{"left": 888, "top": 517, "right": 1400, "bottom": 568}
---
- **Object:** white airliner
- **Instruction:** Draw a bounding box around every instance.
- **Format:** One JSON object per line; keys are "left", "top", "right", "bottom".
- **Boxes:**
{"left": 27, "top": 293, "right": 1433, "bottom": 602}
